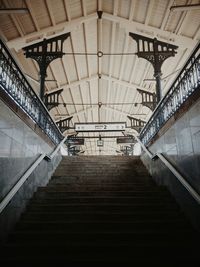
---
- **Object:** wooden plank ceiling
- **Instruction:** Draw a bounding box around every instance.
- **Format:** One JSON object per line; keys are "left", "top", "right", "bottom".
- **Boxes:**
{"left": 0, "top": 0, "right": 200, "bottom": 155}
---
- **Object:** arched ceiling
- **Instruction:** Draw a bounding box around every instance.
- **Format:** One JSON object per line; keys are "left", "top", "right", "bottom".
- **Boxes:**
{"left": 0, "top": 0, "right": 200, "bottom": 155}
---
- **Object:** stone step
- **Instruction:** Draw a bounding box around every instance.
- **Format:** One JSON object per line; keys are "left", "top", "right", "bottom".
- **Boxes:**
{"left": 1, "top": 243, "right": 198, "bottom": 265}
{"left": 1, "top": 155, "right": 199, "bottom": 267}
{"left": 9, "top": 231, "right": 196, "bottom": 244}
{"left": 39, "top": 184, "right": 163, "bottom": 191}
{"left": 15, "top": 220, "right": 191, "bottom": 232}
{"left": 34, "top": 190, "right": 171, "bottom": 198}
{"left": 20, "top": 210, "right": 185, "bottom": 222}
{"left": 30, "top": 196, "right": 175, "bottom": 205}
{"left": 26, "top": 203, "right": 180, "bottom": 213}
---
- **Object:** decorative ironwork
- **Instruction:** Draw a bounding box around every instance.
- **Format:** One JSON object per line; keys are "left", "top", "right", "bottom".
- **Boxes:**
{"left": 137, "top": 88, "right": 157, "bottom": 111}
{"left": 129, "top": 33, "right": 178, "bottom": 102}
{"left": 23, "top": 33, "right": 70, "bottom": 101}
{"left": 44, "top": 88, "right": 63, "bottom": 111}
{"left": 139, "top": 42, "right": 200, "bottom": 145}
{"left": 127, "top": 116, "right": 146, "bottom": 133}
{"left": 0, "top": 38, "right": 63, "bottom": 145}
{"left": 56, "top": 116, "right": 73, "bottom": 133}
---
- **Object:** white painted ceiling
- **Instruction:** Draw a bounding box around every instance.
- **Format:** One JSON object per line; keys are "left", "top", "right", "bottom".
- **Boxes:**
{"left": 0, "top": 0, "right": 200, "bottom": 155}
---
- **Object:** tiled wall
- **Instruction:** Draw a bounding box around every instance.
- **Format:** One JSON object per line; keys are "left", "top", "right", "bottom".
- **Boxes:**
{"left": 141, "top": 98, "right": 200, "bottom": 230}
{"left": 0, "top": 99, "right": 53, "bottom": 200}
{"left": 0, "top": 99, "right": 62, "bottom": 241}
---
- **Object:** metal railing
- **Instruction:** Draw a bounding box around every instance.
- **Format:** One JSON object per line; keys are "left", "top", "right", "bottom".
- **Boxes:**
{"left": 134, "top": 135, "right": 200, "bottom": 205}
{"left": 0, "top": 38, "right": 63, "bottom": 145}
{"left": 140, "top": 42, "right": 200, "bottom": 145}
{"left": 0, "top": 135, "right": 68, "bottom": 214}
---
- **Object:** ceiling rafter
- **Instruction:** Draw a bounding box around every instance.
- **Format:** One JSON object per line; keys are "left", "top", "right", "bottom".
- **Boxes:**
{"left": 47, "top": 64, "right": 69, "bottom": 118}
{"left": 145, "top": 0, "right": 155, "bottom": 25}
{"left": 119, "top": 87, "right": 129, "bottom": 121}
{"left": 110, "top": 83, "right": 119, "bottom": 121}
{"left": 56, "top": 106, "right": 97, "bottom": 120}
{"left": 6, "top": 10, "right": 197, "bottom": 52}
{"left": 63, "top": 0, "right": 71, "bottom": 21}
{"left": 25, "top": 0, "right": 40, "bottom": 31}
{"left": 106, "top": 0, "right": 118, "bottom": 121}
{"left": 129, "top": 0, "right": 136, "bottom": 21}
{"left": 160, "top": 0, "right": 175, "bottom": 30}
{"left": 2, "top": 0, "right": 25, "bottom": 37}
{"left": 175, "top": 0, "right": 192, "bottom": 35}
{"left": 101, "top": 74, "right": 149, "bottom": 91}
{"left": 48, "top": 75, "right": 98, "bottom": 93}
{"left": 80, "top": 0, "right": 94, "bottom": 150}
{"left": 80, "top": 0, "right": 94, "bottom": 135}
{"left": 102, "top": 105, "right": 145, "bottom": 119}
{"left": 103, "top": 12, "right": 198, "bottom": 49}
{"left": 7, "top": 12, "right": 98, "bottom": 51}
{"left": 69, "top": 31, "right": 88, "bottom": 125}
{"left": 194, "top": 25, "right": 200, "bottom": 39}
{"left": 45, "top": 0, "right": 56, "bottom": 26}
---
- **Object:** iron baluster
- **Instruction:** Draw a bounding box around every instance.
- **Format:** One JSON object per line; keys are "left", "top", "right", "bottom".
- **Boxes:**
{"left": 0, "top": 38, "right": 63, "bottom": 145}
{"left": 139, "top": 42, "right": 200, "bottom": 145}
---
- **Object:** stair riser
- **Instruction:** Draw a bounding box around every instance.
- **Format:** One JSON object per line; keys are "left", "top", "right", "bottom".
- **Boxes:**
{"left": 1, "top": 156, "right": 198, "bottom": 266}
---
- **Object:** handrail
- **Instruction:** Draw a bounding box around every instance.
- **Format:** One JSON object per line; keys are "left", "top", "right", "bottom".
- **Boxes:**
{"left": 0, "top": 135, "right": 68, "bottom": 214}
{"left": 134, "top": 135, "right": 200, "bottom": 205}
{"left": 0, "top": 38, "right": 63, "bottom": 145}
{"left": 139, "top": 41, "right": 200, "bottom": 145}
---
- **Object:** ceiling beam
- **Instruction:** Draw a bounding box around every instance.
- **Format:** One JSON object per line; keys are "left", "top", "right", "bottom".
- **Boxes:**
{"left": 101, "top": 74, "right": 151, "bottom": 92}
{"left": 46, "top": 75, "right": 98, "bottom": 95}
{"left": 45, "top": 0, "right": 56, "bottom": 26}
{"left": 55, "top": 106, "right": 96, "bottom": 119}
{"left": 62, "top": 74, "right": 98, "bottom": 90}
{"left": 106, "top": 0, "right": 118, "bottom": 121}
{"left": 102, "top": 105, "right": 146, "bottom": 118}
{"left": 6, "top": 12, "right": 97, "bottom": 51}
{"left": 63, "top": 0, "right": 71, "bottom": 21}
{"left": 160, "top": 0, "right": 175, "bottom": 30}
{"left": 3, "top": 0, "right": 25, "bottom": 37}
{"left": 25, "top": 0, "right": 40, "bottom": 31}
{"left": 145, "top": 0, "right": 154, "bottom": 25}
{"left": 103, "top": 12, "right": 198, "bottom": 49}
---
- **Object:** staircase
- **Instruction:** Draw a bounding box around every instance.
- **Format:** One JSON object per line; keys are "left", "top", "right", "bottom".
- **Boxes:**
{"left": 1, "top": 156, "right": 199, "bottom": 266}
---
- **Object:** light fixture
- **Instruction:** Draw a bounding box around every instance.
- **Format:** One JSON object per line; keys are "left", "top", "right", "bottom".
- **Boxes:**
{"left": 170, "top": 4, "right": 200, "bottom": 12}
{"left": 97, "top": 135, "right": 104, "bottom": 147}
{"left": 0, "top": 8, "right": 29, "bottom": 14}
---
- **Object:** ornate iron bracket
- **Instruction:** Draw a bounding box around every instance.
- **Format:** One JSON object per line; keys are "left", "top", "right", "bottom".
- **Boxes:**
{"left": 129, "top": 33, "right": 178, "bottom": 103}
{"left": 137, "top": 88, "right": 157, "bottom": 111}
{"left": 23, "top": 33, "right": 70, "bottom": 101}
{"left": 56, "top": 116, "right": 73, "bottom": 133}
{"left": 44, "top": 88, "right": 63, "bottom": 111}
{"left": 127, "top": 115, "right": 146, "bottom": 133}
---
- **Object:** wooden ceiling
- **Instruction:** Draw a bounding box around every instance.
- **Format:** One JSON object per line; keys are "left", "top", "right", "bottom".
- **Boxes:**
{"left": 0, "top": 0, "right": 200, "bottom": 155}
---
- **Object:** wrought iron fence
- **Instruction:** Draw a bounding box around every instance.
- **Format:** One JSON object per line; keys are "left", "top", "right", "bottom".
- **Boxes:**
{"left": 0, "top": 38, "right": 63, "bottom": 145}
{"left": 140, "top": 42, "right": 200, "bottom": 145}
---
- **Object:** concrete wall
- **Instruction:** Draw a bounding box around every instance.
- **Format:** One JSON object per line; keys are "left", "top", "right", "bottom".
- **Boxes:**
{"left": 141, "top": 98, "right": 200, "bottom": 230}
{"left": 0, "top": 99, "right": 62, "bottom": 242}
